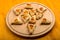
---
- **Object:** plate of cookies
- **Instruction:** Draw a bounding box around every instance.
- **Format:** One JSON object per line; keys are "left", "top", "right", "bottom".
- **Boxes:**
{"left": 6, "top": 2, "right": 55, "bottom": 37}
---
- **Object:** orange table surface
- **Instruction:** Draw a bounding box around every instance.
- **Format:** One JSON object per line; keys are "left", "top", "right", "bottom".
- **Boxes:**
{"left": 0, "top": 0, "right": 60, "bottom": 40}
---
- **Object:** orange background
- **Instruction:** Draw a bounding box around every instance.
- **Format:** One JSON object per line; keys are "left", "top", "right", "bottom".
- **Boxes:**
{"left": 0, "top": 0, "right": 60, "bottom": 40}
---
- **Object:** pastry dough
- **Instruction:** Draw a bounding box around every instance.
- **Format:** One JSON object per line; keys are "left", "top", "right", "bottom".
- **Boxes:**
{"left": 21, "top": 10, "right": 30, "bottom": 23}
{"left": 27, "top": 24, "right": 36, "bottom": 35}
{"left": 25, "top": 4, "right": 33, "bottom": 10}
{"left": 37, "top": 7, "right": 47, "bottom": 13}
{"left": 11, "top": 18, "right": 23, "bottom": 25}
{"left": 41, "top": 18, "right": 51, "bottom": 25}
{"left": 29, "top": 9, "right": 36, "bottom": 16}
{"left": 36, "top": 12, "right": 43, "bottom": 20}
{"left": 13, "top": 8, "right": 22, "bottom": 16}
{"left": 29, "top": 15, "right": 36, "bottom": 24}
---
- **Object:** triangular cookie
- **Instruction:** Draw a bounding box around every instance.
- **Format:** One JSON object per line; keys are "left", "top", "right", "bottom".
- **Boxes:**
{"left": 27, "top": 24, "right": 36, "bottom": 35}
{"left": 41, "top": 18, "right": 51, "bottom": 25}
{"left": 11, "top": 18, "right": 23, "bottom": 25}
